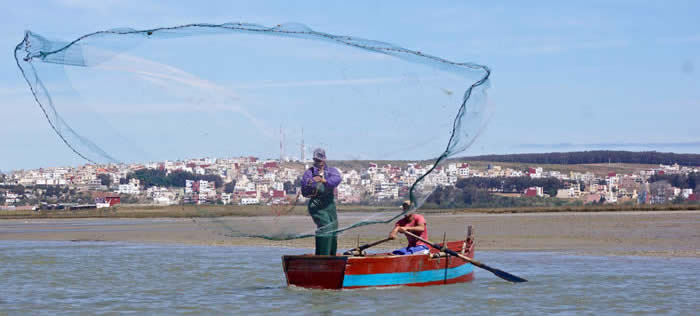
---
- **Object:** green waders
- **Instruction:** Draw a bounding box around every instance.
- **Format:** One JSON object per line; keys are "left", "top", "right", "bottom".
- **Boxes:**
{"left": 308, "top": 182, "right": 338, "bottom": 256}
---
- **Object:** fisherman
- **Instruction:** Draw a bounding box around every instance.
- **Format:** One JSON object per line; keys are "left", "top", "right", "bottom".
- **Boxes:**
{"left": 388, "top": 200, "right": 429, "bottom": 255}
{"left": 301, "top": 148, "right": 342, "bottom": 255}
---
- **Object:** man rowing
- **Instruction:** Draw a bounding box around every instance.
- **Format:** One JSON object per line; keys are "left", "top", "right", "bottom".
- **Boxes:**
{"left": 388, "top": 200, "right": 429, "bottom": 255}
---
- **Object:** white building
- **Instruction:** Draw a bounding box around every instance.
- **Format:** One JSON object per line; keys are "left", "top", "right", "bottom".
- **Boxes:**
{"left": 118, "top": 178, "right": 141, "bottom": 195}
{"left": 240, "top": 197, "right": 259, "bottom": 205}
{"left": 681, "top": 188, "right": 693, "bottom": 199}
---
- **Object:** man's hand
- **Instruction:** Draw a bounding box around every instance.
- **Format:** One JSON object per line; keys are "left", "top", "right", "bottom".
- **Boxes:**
{"left": 388, "top": 232, "right": 396, "bottom": 240}
{"left": 312, "top": 175, "right": 326, "bottom": 183}
{"left": 397, "top": 227, "right": 407, "bottom": 234}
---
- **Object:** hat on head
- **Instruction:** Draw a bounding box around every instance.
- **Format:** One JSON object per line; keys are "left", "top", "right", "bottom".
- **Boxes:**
{"left": 312, "top": 148, "right": 326, "bottom": 161}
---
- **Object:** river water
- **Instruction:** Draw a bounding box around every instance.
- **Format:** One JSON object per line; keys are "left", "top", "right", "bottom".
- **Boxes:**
{"left": 0, "top": 241, "right": 697, "bottom": 315}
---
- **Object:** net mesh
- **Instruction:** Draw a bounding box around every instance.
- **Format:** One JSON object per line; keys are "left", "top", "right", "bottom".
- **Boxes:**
{"left": 14, "top": 22, "right": 491, "bottom": 240}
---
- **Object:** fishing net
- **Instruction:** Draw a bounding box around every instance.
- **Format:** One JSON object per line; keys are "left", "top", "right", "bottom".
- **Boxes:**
{"left": 15, "top": 23, "right": 490, "bottom": 240}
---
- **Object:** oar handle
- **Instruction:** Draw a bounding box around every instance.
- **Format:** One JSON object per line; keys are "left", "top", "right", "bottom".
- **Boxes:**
{"left": 343, "top": 237, "right": 392, "bottom": 255}
{"left": 403, "top": 231, "right": 527, "bottom": 283}
{"left": 402, "top": 231, "right": 476, "bottom": 262}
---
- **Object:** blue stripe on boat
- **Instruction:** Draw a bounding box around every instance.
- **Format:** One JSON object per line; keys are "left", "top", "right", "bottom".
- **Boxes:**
{"left": 342, "top": 263, "right": 473, "bottom": 287}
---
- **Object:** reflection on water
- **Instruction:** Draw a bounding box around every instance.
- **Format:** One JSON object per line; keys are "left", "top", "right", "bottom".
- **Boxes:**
{"left": 0, "top": 241, "right": 698, "bottom": 315}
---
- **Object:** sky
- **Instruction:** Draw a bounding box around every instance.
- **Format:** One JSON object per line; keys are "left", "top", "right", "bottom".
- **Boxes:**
{"left": 1, "top": 0, "right": 699, "bottom": 170}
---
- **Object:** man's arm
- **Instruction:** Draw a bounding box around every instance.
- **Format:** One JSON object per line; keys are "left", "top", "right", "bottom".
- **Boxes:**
{"left": 300, "top": 169, "right": 315, "bottom": 197}
{"left": 324, "top": 167, "right": 342, "bottom": 188}
{"left": 397, "top": 223, "right": 426, "bottom": 234}
{"left": 389, "top": 226, "right": 402, "bottom": 239}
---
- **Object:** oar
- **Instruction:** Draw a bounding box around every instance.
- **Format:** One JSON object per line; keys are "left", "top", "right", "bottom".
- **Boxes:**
{"left": 403, "top": 231, "right": 527, "bottom": 283}
{"left": 343, "top": 237, "right": 392, "bottom": 255}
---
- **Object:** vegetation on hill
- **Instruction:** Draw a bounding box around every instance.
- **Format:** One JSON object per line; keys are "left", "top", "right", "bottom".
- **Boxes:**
{"left": 460, "top": 151, "right": 700, "bottom": 166}
{"left": 125, "top": 169, "right": 223, "bottom": 189}
{"left": 648, "top": 172, "right": 699, "bottom": 189}
{"left": 425, "top": 176, "right": 569, "bottom": 209}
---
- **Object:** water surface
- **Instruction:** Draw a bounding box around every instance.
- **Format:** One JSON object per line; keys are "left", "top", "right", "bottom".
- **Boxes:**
{"left": 0, "top": 241, "right": 697, "bottom": 315}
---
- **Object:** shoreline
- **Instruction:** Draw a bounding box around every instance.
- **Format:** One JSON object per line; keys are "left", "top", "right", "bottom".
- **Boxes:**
{"left": 0, "top": 203, "right": 698, "bottom": 220}
{"left": 1, "top": 210, "right": 698, "bottom": 258}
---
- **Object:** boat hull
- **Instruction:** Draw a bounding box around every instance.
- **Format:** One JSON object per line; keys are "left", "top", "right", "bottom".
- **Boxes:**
{"left": 283, "top": 240, "right": 474, "bottom": 289}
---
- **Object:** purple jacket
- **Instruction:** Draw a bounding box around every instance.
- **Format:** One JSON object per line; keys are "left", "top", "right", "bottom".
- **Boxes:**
{"left": 301, "top": 165, "right": 342, "bottom": 198}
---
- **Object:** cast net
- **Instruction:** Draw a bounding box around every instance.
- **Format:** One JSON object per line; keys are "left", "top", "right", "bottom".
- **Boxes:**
{"left": 15, "top": 23, "right": 491, "bottom": 240}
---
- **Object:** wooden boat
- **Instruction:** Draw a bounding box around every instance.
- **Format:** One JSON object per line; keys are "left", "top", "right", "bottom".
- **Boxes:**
{"left": 282, "top": 230, "right": 475, "bottom": 289}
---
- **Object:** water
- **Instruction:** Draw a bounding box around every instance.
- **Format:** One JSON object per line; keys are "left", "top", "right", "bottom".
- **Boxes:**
{"left": 0, "top": 241, "right": 698, "bottom": 315}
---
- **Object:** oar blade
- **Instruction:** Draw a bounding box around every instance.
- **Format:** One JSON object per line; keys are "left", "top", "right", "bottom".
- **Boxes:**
{"left": 491, "top": 268, "right": 528, "bottom": 283}
{"left": 475, "top": 262, "right": 528, "bottom": 283}
{"left": 445, "top": 249, "right": 527, "bottom": 283}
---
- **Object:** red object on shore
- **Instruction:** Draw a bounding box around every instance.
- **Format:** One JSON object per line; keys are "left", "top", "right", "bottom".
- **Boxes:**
{"left": 282, "top": 238, "right": 475, "bottom": 289}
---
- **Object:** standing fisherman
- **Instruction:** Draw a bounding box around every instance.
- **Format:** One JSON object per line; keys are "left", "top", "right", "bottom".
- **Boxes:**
{"left": 301, "top": 148, "right": 343, "bottom": 255}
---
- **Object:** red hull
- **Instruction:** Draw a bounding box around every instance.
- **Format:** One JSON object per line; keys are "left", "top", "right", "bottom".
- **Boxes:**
{"left": 283, "top": 240, "right": 475, "bottom": 289}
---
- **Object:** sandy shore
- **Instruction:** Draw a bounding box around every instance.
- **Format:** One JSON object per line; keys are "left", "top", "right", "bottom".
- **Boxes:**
{"left": 1, "top": 211, "right": 698, "bottom": 257}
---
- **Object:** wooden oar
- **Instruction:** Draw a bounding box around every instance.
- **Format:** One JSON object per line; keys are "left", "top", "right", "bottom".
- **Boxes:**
{"left": 343, "top": 237, "right": 392, "bottom": 255}
{"left": 403, "top": 231, "right": 527, "bottom": 283}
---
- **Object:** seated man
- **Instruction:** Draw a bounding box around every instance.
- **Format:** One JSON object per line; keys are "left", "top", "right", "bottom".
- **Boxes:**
{"left": 388, "top": 200, "right": 429, "bottom": 255}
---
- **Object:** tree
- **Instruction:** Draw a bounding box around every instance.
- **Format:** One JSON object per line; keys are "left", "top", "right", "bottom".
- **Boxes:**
{"left": 689, "top": 172, "right": 698, "bottom": 191}
{"left": 224, "top": 181, "right": 236, "bottom": 194}
{"left": 128, "top": 168, "right": 168, "bottom": 188}
{"left": 461, "top": 151, "right": 700, "bottom": 166}
{"left": 97, "top": 174, "right": 112, "bottom": 186}
{"left": 166, "top": 170, "right": 191, "bottom": 187}
{"left": 283, "top": 181, "right": 294, "bottom": 194}
{"left": 671, "top": 195, "right": 686, "bottom": 204}
{"left": 11, "top": 185, "right": 25, "bottom": 195}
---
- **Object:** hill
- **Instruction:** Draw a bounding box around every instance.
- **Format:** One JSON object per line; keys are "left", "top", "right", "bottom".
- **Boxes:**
{"left": 459, "top": 151, "right": 700, "bottom": 166}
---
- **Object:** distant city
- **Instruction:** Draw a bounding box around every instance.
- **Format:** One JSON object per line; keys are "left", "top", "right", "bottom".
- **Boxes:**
{"left": 0, "top": 155, "right": 698, "bottom": 211}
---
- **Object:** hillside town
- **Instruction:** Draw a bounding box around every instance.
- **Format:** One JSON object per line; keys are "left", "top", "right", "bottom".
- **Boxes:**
{"left": 1, "top": 156, "right": 698, "bottom": 211}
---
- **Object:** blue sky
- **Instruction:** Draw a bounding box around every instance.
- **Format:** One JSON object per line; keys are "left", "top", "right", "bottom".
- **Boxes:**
{"left": 1, "top": 0, "right": 699, "bottom": 170}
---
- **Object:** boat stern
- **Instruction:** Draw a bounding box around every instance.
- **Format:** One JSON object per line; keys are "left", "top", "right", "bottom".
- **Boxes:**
{"left": 282, "top": 255, "right": 348, "bottom": 290}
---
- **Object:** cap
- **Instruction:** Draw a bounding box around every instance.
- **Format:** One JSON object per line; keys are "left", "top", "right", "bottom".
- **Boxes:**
{"left": 312, "top": 148, "right": 326, "bottom": 161}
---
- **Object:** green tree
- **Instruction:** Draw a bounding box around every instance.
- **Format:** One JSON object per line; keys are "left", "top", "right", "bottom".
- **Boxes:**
{"left": 166, "top": 170, "right": 191, "bottom": 187}
{"left": 671, "top": 195, "right": 686, "bottom": 204}
{"left": 11, "top": 185, "right": 25, "bottom": 195}
{"left": 224, "top": 181, "right": 237, "bottom": 194}
{"left": 97, "top": 174, "right": 112, "bottom": 186}
{"left": 283, "top": 181, "right": 294, "bottom": 194}
{"left": 128, "top": 169, "right": 168, "bottom": 187}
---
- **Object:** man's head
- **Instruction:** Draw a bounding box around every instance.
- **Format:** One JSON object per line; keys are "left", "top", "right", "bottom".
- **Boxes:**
{"left": 402, "top": 200, "right": 413, "bottom": 219}
{"left": 313, "top": 148, "right": 326, "bottom": 168}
